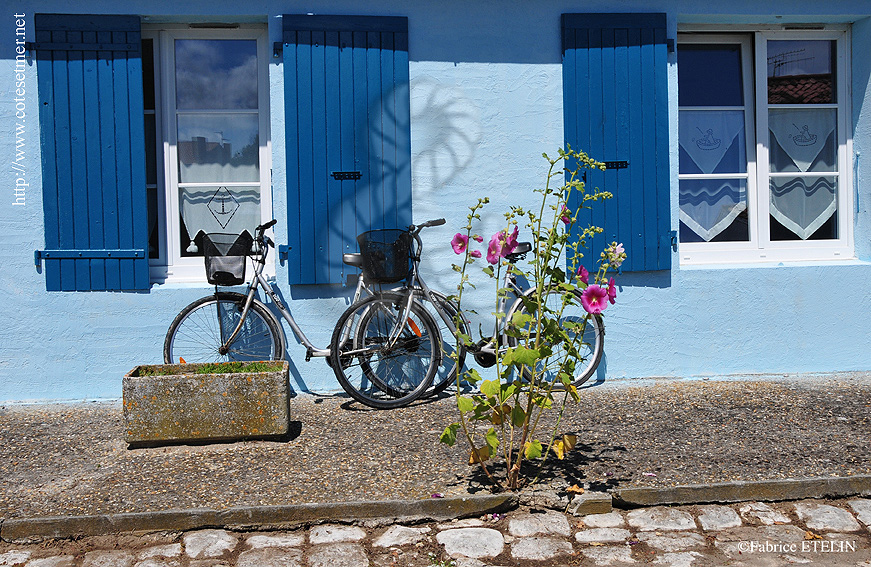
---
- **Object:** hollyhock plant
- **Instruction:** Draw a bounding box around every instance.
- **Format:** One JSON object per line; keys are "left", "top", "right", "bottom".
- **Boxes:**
{"left": 486, "top": 227, "right": 519, "bottom": 264}
{"left": 607, "top": 277, "right": 617, "bottom": 304}
{"left": 605, "top": 242, "right": 626, "bottom": 269}
{"left": 581, "top": 285, "right": 609, "bottom": 314}
{"left": 470, "top": 250, "right": 482, "bottom": 258}
{"left": 451, "top": 233, "right": 469, "bottom": 254}
{"left": 560, "top": 205, "right": 571, "bottom": 225}
{"left": 577, "top": 265, "right": 589, "bottom": 285}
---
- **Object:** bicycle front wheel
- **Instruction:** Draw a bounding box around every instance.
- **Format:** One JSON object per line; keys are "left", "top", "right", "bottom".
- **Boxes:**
{"left": 329, "top": 292, "right": 440, "bottom": 409}
{"left": 164, "top": 292, "right": 285, "bottom": 364}
{"left": 507, "top": 287, "right": 604, "bottom": 389}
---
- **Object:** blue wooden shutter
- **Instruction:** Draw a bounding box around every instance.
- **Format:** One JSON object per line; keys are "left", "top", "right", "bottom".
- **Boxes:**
{"left": 283, "top": 15, "right": 412, "bottom": 285}
{"left": 35, "top": 14, "right": 148, "bottom": 291}
{"left": 562, "top": 13, "right": 671, "bottom": 272}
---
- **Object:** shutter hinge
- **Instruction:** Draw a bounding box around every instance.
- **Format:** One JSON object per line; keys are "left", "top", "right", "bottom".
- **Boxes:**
{"left": 35, "top": 249, "right": 145, "bottom": 268}
{"left": 278, "top": 244, "right": 290, "bottom": 266}
{"left": 669, "top": 230, "right": 678, "bottom": 250}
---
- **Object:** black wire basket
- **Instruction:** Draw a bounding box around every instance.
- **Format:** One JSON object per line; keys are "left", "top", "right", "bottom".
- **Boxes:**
{"left": 356, "top": 229, "right": 413, "bottom": 284}
{"left": 202, "top": 232, "right": 254, "bottom": 286}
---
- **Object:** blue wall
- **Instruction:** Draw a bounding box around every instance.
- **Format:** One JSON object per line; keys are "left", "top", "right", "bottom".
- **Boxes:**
{"left": 1, "top": 0, "right": 870, "bottom": 401}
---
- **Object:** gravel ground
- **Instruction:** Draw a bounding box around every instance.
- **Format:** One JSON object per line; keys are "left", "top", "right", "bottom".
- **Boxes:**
{"left": 0, "top": 373, "right": 869, "bottom": 520}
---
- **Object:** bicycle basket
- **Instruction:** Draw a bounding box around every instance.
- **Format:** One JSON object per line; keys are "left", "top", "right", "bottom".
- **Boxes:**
{"left": 202, "top": 232, "right": 254, "bottom": 286}
{"left": 357, "top": 229, "right": 413, "bottom": 283}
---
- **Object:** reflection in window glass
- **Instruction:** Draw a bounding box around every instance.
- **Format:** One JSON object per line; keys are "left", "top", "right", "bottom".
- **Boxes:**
{"left": 175, "top": 39, "right": 258, "bottom": 109}
{"left": 768, "top": 40, "right": 835, "bottom": 104}
{"left": 176, "top": 114, "right": 260, "bottom": 183}
{"left": 678, "top": 44, "right": 743, "bottom": 107}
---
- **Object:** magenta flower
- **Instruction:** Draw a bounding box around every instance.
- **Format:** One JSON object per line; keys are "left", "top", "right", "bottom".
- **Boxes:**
{"left": 581, "top": 285, "right": 609, "bottom": 314}
{"left": 486, "top": 234, "right": 502, "bottom": 264}
{"left": 560, "top": 205, "right": 571, "bottom": 225}
{"left": 470, "top": 250, "right": 482, "bottom": 258}
{"left": 486, "top": 227, "right": 519, "bottom": 264}
{"left": 504, "top": 226, "right": 519, "bottom": 254}
{"left": 578, "top": 265, "right": 589, "bottom": 285}
{"left": 472, "top": 235, "right": 484, "bottom": 243}
{"left": 607, "top": 277, "right": 617, "bottom": 304}
{"left": 451, "top": 233, "right": 469, "bottom": 255}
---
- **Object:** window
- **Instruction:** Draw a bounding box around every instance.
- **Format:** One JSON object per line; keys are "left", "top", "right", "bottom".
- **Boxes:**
{"left": 143, "top": 25, "right": 271, "bottom": 282}
{"left": 678, "top": 30, "right": 852, "bottom": 264}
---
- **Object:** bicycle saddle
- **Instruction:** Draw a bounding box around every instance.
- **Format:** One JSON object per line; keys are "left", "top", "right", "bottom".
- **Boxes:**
{"left": 343, "top": 253, "right": 363, "bottom": 267}
{"left": 514, "top": 242, "right": 532, "bottom": 254}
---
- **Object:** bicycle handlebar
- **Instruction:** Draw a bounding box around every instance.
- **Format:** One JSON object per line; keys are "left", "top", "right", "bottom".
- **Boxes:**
{"left": 410, "top": 218, "right": 446, "bottom": 235}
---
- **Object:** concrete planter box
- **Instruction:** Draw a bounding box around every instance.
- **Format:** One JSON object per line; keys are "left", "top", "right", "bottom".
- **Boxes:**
{"left": 123, "top": 361, "right": 289, "bottom": 445}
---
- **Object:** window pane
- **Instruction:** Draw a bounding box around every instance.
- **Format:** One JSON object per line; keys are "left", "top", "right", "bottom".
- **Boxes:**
{"left": 678, "top": 44, "right": 743, "bottom": 106}
{"left": 679, "top": 178, "right": 749, "bottom": 242}
{"left": 142, "top": 38, "right": 155, "bottom": 111}
{"left": 679, "top": 110, "right": 746, "bottom": 174}
{"left": 768, "top": 40, "right": 835, "bottom": 104}
{"left": 769, "top": 108, "right": 836, "bottom": 173}
{"left": 177, "top": 114, "right": 260, "bottom": 183}
{"left": 769, "top": 176, "right": 837, "bottom": 240}
{"left": 175, "top": 39, "right": 258, "bottom": 109}
{"left": 179, "top": 185, "right": 261, "bottom": 254}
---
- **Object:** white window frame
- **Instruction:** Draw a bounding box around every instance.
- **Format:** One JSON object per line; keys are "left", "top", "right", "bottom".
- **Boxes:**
{"left": 144, "top": 24, "right": 273, "bottom": 283}
{"left": 678, "top": 28, "right": 853, "bottom": 265}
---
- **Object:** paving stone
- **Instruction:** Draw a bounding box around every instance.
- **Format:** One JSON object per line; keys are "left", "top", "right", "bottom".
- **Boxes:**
{"left": 652, "top": 551, "right": 705, "bottom": 567}
{"left": 436, "top": 527, "right": 504, "bottom": 559}
{"left": 582, "top": 512, "right": 625, "bottom": 528}
{"left": 236, "top": 547, "right": 304, "bottom": 567}
{"left": 510, "top": 536, "right": 573, "bottom": 560}
{"left": 794, "top": 502, "right": 862, "bottom": 532}
{"left": 189, "top": 561, "right": 230, "bottom": 567}
{"left": 183, "top": 530, "right": 238, "bottom": 559}
{"left": 696, "top": 505, "right": 742, "bottom": 530}
{"left": 579, "top": 545, "right": 635, "bottom": 565}
{"left": 133, "top": 559, "right": 181, "bottom": 567}
{"left": 453, "top": 559, "right": 489, "bottom": 567}
{"left": 849, "top": 499, "right": 871, "bottom": 528}
{"left": 575, "top": 528, "right": 632, "bottom": 543}
{"left": 245, "top": 534, "right": 305, "bottom": 549}
{"left": 567, "top": 491, "right": 613, "bottom": 516}
{"left": 306, "top": 543, "right": 368, "bottom": 567}
{"left": 627, "top": 508, "right": 695, "bottom": 531}
{"left": 373, "top": 525, "right": 431, "bottom": 547}
{"left": 436, "top": 518, "right": 485, "bottom": 530}
{"left": 714, "top": 525, "right": 809, "bottom": 557}
{"left": 25, "top": 558, "right": 76, "bottom": 567}
{"left": 308, "top": 524, "right": 367, "bottom": 544}
{"left": 738, "top": 502, "right": 791, "bottom": 525}
{"left": 635, "top": 532, "right": 706, "bottom": 552}
{"left": 82, "top": 550, "right": 135, "bottom": 567}
{"left": 136, "top": 545, "right": 182, "bottom": 560}
{"left": 0, "top": 550, "right": 31, "bottom": 565}
{"left": 507, "top": 510, "right": 571, "bottom": 537}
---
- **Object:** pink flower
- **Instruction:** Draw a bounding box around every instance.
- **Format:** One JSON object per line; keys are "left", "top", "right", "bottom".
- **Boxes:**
{"left": 486, "top": 227, "right": 519, "bottom": 264}
{"left": 581, "top": 285, "right": 609, "bottom": 314}
{"left": 607, "top": 277, "right": 617, "bottom": 304}
{"left": 606, "top": 242, "right": 626, "bottom": 268}
{"left": 472, "top": 235, "right": 484, "bottom": 243}
{"left": 470, "top": 250, "right": 482, "bottom": 258}
{"left": 578, "top": 265, "right": 589, "bottom": 285}
{"left": 451, "top": 233, "right": 468, "bottom": 254}
{"left": 560, "top": 205, "right": 571, "bottom": 225}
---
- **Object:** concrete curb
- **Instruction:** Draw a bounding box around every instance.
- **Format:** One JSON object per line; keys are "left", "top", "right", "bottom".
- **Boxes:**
{"left": 0, "top": 494, "right": 516, "bottom": 542}
{"left": 612, "top": 475, "right": 871, "bottom": 507}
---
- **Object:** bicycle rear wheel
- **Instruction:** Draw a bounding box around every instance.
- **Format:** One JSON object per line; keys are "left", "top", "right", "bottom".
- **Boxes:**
{"left": 412, "top": 289, "right": 468, "bottom": 397}
{"left": 164, "top": 292, "right": 285, "bottom": 364}
{"left": 506, "top": 287, "right": 603, "bottom": 389}
{"left": 329, "top": 292, "right": 439, "bottom": 409}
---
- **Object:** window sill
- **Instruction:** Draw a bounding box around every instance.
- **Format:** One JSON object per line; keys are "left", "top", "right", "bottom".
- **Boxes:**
{"left": 679, "top": 257, "right": 866, "bottom": 270}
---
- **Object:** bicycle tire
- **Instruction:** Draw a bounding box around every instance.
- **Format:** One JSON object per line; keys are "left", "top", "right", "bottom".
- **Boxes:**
{"left": 164, "top": 292, "right": 285, "bottom": 364}
{"left": 412, "top": 289, "right": 468, "bottom": 397}
{"left": 506, "top": 287, "right": 604, "bottom": 389}
{"left": 329, "top": 292, "right": 439, "bottom": 409}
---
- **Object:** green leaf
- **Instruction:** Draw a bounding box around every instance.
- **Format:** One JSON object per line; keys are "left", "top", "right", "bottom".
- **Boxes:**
{"left": 502, "top": 345, "right": 541, "bottom": 368}
{"left": 524, "top": 439, "right": 543, "bottom": 459}
{"left": 511, "top": 404, "right": 527, "bottom": 428}
{"left": 482, "top": 266, "right": 494, "bottom": 277}
{"left": 480, "top": 379, "right": 501, "bottom": 399}
{"left": 499, "top": 382, "right": 518, "bottom": 403}
{"left": 440, "top": 423, "right": 460, "bottom": 446}
{"left": 485, "top": 427, "right": 500, "bottom": 455}
{"left": 457, "top": 396, "right": 475, "bottom": 413}
{"left": 509, "top": 311, "right": 533, "bottom": 329}
{"left": 464, "top": 368, "right": 483, "bottom": 384}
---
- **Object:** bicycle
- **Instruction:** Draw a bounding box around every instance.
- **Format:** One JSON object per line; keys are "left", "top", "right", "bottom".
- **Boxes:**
{"left": 163, "top": 219, "right": 441, "bottom": 409}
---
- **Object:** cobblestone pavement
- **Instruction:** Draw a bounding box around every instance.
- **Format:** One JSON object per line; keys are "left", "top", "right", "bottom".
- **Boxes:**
{"left": 1, "top": 498, "right": 870, "bottom": 567}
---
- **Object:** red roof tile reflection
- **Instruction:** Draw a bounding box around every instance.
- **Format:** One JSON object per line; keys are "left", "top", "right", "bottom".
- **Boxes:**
{"left": 768, "top": 74, "right": 833, "bottom": 104}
